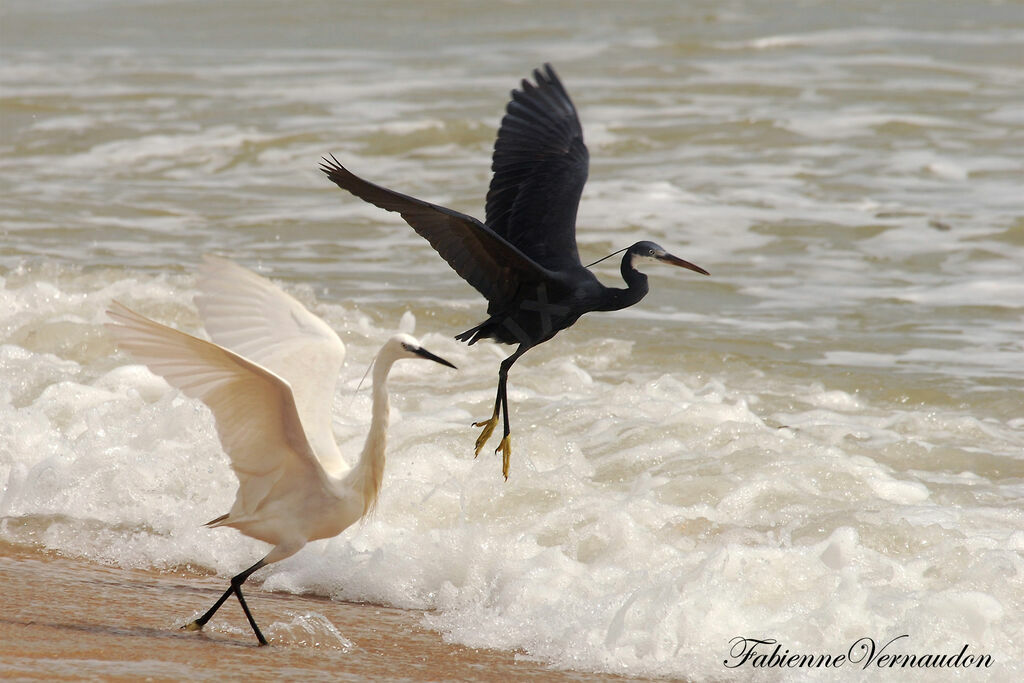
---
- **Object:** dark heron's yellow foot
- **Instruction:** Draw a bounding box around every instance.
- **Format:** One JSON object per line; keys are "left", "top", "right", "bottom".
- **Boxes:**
{"left": 183, "top": 620, "right": 203, "bottom": 632}
{"left": 472, "top": 412, "right": 499, "bottom": 456}
{"left": 496, "top": 434, "right": 512, "bottom": 480}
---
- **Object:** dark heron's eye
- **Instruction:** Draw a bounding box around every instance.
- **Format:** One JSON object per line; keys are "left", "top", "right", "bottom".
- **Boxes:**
{"left": 648, "top": 248, "right": 656, "bottom": 256}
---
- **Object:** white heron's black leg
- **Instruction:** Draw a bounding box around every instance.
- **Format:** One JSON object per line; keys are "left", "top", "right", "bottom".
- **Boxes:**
{"left": 184, "top": 558, "right": 269, "bottom": 646}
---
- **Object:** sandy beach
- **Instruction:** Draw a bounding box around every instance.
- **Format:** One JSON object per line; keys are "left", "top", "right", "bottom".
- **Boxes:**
{"left": 0, "top": 544, "right": 636, "bottom": 681}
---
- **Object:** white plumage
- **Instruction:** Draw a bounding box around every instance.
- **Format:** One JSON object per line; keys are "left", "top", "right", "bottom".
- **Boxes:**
{"left": 106, "top": 256, "right": 455, "bottom": 645}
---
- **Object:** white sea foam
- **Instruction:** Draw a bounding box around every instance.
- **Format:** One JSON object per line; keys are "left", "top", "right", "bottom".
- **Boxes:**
{"left": 1, "top": 268, "right": 1021, "bottom": 679}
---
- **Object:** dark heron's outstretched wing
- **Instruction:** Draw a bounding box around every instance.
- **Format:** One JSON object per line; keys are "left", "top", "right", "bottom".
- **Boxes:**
{"left": 320, "top": 156, "right": 546, "bottom": 307}
{"left": 485, "top": 64, "right": 589, "bottom": 272}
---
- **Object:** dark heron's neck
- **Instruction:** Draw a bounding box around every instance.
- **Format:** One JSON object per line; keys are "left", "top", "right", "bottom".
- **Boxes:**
{"left": 596, "top": 254, "right": 649, "bottom": 312}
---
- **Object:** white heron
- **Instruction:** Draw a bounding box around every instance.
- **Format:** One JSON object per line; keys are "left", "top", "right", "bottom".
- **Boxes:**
{"left": 106, "top": 256, "right": 456, "bottom": 645}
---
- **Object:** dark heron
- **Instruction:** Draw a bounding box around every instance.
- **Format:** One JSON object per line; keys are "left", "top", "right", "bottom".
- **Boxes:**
{"left": 321, "top": 64, "right": 709, "bottom": 479}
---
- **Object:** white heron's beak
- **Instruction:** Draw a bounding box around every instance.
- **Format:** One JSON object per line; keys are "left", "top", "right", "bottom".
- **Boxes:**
{"left": 408, "top": 344, "right": 457, "bottom": 369}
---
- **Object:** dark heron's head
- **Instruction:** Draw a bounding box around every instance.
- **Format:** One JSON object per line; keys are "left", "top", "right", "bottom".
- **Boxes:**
{"left": 627, "top": 240, "right": 709, "bottom": 276}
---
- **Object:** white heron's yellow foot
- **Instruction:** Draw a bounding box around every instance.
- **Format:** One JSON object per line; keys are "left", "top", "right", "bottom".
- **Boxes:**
{"left": 472, "top": 413, "right": 499, "bottom": 456}
{"left": 496, "top": 434, "right": 512, "bottom": 480}
{"left": 182, "top": 620, "right": 203, "bottom": 632}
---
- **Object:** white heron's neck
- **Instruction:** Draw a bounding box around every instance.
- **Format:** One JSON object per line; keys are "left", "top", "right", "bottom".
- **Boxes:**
{"left": 354, "top": 352, "right": 393, "bottom": 516}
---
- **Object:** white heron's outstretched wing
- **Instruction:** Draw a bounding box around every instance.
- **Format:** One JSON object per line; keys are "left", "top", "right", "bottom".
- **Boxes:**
{"left": 194, "top": 255, "right": 347, "bottom": 476}
{"left": 106, "top": 301, "right": 329, "bottom": 524}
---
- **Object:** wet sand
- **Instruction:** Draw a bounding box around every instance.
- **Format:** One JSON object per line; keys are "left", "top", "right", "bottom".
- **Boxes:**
{"left": 0, "top": 545, "right": 639, "bottom": 681}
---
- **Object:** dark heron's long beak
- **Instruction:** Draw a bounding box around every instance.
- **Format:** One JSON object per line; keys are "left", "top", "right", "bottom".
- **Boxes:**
{"left": 657, "top": 252, "right": 710, "bottom": 276}
{"left": 413, "top": 346, "right": 457, "bottom": 369}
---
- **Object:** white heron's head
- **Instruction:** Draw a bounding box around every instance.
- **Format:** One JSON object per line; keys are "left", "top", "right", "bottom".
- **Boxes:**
{"left": 383, "top": 333, "right": 457, "bottom": 369}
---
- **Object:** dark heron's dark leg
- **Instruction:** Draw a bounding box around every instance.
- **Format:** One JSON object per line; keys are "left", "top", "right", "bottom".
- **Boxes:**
{"left": 183, "top": 558, "right": 269, "bottom": 646}
{"left": 472, "top": 389, "right": 502, "bottom": 455}
{"left": 494, "top": 346, "right": 527, "bottom": 479}
{"left": 473, "top": 346, "right": 528, "bottom": 478}
{"left": 495, "top": 373, "right": 513, "bottom": 479}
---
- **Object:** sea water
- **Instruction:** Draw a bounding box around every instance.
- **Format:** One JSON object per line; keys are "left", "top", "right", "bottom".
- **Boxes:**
{"left": 2, "top": 0, "right": 1022, "bottom": 679}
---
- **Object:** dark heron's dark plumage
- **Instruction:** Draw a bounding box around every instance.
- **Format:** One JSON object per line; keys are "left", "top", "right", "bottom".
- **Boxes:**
{"left": 321, "top": 64, "right": 709, "bottom": 478}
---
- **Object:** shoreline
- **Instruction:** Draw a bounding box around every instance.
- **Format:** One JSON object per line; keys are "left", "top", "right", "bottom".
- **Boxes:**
{"left": 0, "top": 544, "right": 639, "bottom": 681}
